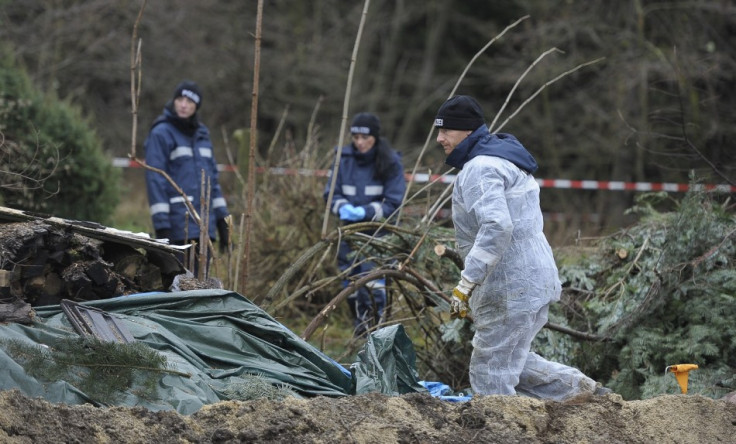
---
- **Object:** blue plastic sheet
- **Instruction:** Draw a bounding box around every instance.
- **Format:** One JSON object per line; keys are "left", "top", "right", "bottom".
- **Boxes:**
{"left": 419, "top": 381, "right": 472, "bottom": 402}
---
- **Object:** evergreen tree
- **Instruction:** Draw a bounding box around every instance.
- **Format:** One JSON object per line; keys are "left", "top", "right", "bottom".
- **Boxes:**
{"left": 550, "top": 187, "right": 736, "bottom": 399}
{"left": 0, "top": 48, "right": 119, "bottom": 223}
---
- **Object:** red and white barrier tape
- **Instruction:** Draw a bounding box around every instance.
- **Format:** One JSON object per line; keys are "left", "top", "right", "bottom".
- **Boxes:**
{"left": 112, "top": 158, "right": 736, "bottom": 193}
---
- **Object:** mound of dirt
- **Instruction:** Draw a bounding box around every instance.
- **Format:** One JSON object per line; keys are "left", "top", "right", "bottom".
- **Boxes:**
{"left": 1, "top": 390, "right": 734, "bottom": 443}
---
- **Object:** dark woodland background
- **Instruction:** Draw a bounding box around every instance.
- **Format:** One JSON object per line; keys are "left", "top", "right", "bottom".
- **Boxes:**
{"left": 2, "top": 0, "right": 735, "bottom": 240}
{"left": 3, "top": 1, "right": 736, "bottom": 400}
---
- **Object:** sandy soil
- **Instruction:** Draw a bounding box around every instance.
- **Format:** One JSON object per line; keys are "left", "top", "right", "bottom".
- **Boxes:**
{"left": 1, "top": 389, "right": 735, "bottom": 443}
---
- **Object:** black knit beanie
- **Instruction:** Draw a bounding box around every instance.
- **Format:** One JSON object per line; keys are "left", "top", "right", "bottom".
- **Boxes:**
{"left": 434, "top": 95, "right": 485, "bottom": 130}
{"left": 350, "top": 112, "right": 381, "bottom": 138}
{"left": 172, "top": 80, "right": 202, "bottom": 110}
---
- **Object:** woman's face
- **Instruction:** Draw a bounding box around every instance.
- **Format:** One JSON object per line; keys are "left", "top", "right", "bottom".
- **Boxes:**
{"left": 352, "top": 134, "right": 376, "bottom": 153}
{"left": 174, "top": 96, "right": 197, "bottom": 119}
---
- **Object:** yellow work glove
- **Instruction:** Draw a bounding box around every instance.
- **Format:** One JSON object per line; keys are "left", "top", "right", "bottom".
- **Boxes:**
{"left": 450, "top": 276, "right": 476, "bottom": 319}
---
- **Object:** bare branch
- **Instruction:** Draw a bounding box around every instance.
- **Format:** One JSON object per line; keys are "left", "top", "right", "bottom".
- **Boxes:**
{"left": 492, "top": 57, "right": 605, "bottom": 133}
{"left": 129, "top": 0, "right": 146, "bottom": 158}
{"left": 301, "top": 268, "right": 436, "bottom": 341}
{"left": 322, "top": 0, "right": 372, "bottom": 238}
{"left": 399, "top": 15, "right": 530, "bottom": 223}
{"left": 241, "top": 0, "right": 264, "bottom": 297}
{"left": 488, "top": 47, "right": 563, "bottom": 131}
{"left": 0, "top": 129, "right": 60, "bottom": 197}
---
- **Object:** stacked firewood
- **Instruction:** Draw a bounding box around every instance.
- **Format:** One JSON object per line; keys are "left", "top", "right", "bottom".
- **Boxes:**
{"left": 0, "top": 220, "right": 182, "bottom": 323}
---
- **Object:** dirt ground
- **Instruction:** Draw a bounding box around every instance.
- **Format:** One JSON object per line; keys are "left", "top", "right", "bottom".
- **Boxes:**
{"left": 1, "top": 390, "right": 735, "bottom": 443}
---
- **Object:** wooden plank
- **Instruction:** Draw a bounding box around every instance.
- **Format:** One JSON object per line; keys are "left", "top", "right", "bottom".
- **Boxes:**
{"left": 0, "top": 270, "right": 10, "bottom": 287}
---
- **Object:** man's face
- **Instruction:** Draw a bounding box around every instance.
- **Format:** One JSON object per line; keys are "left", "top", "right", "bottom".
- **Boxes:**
{"left": 436, "top": 128, "right": 471, "bottom": 156}
{"left": 352, "top": 134, "right": 376, "bottom": 153}
{"left": 174, "top": 96, "right": 197, "bottom": 119}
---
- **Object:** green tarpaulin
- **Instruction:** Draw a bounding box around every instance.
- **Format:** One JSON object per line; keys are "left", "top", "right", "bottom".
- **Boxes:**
{"left": 0, "top": 289, "right": 428, "bottom": 414}
{"left": 350, "top": 323, "right": 428, "bottom": 396}
{"left": 0, "top": 290, "right": 352, "bottom": 414}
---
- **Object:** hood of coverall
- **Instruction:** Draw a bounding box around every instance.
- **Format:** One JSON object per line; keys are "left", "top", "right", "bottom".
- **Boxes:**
{"left": 445, "top": 125, "right": 539, "bottom": 174}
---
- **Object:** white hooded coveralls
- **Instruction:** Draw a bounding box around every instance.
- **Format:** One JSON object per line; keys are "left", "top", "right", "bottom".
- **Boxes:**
{"left": 453, "top": 149, "right": 596, "bottom": 401}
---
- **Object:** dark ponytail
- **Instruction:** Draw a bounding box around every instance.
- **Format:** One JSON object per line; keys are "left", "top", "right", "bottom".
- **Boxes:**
{"left": 374, "top": 138, "right": 400, "bottom": 181}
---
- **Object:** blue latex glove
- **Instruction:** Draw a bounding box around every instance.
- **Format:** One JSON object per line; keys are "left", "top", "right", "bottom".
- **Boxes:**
{"left": 339, "top": 204, "right": 366, "bottom": 221}
{"left": 338, "top": 204, "right": 355, "bottom": 220}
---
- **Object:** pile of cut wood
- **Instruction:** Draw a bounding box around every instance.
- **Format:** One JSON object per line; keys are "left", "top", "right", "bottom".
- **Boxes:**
{"left": 0, "top": 206, "right": 187, "bottom": 323}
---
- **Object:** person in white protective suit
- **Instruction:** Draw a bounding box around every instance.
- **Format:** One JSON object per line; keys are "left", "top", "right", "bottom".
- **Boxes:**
{"left": 434, "top": 95, "right": 610, "bottom": 401}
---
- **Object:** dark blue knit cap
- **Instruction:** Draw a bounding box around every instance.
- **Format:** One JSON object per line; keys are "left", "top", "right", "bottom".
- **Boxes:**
{"left": 173, "top": 80, "right": 202, "bottom": 109}
{"left": 434, "top": 95, "right": 485, "bottom": 130}
{"left": 350, "top": 112, "right": 381, "bottom": 138}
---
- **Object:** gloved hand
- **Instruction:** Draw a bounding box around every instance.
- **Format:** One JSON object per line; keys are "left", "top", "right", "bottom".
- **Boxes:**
{"left": 216, "top": 217, "right": 230, "bottom": 254}
{"left": 339, "top": 204, "right": 366, "bottom": 222}
{"left": 155, "top": 228, "right": 172, "bottom": 240}
{"left": 450, "top": 276, "right": 476, "bottom": 319}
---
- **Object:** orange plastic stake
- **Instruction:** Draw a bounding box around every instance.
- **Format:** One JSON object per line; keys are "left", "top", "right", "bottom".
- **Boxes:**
{"left": 665, "top": 364, "right": 699, "bottom": 394}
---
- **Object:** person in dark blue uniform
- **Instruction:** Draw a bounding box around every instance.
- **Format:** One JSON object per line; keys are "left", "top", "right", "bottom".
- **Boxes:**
{"left": 144, "top": 80, "right": 230, "bottom": 274}
{"left": 324, "top": 112, "right": 406, "bottom": 337}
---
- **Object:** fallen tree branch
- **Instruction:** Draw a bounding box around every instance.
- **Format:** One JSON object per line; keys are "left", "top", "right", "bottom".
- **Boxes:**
{"left": 433, "top": 244, "right": 463, "bottom": 269}
{"left": 545, "top": 322, "right": 608, "bottom": 342}
{"left": 301, "top": 268, "right": 443, "bottom": 341}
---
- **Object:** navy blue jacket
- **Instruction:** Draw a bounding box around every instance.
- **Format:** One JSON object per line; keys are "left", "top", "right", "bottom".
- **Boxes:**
{"left": 324, "top": 140, "right": 406, "bottom": 223}
{"left": 445, "top": 126, "right": 538, "bottom": 174}
{"left": 144, "top": 107, "right": 229, "bottom": 242}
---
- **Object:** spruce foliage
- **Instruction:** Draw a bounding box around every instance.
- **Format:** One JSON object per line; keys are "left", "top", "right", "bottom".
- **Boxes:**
{"left": 550, "top": 185, "right": 736, "bottom": 399}
{"left": 223, "top": 374, "right": 297, "bottom": 401}
{"left": 0, "top": 337, "right": 170, "bottom": 405}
